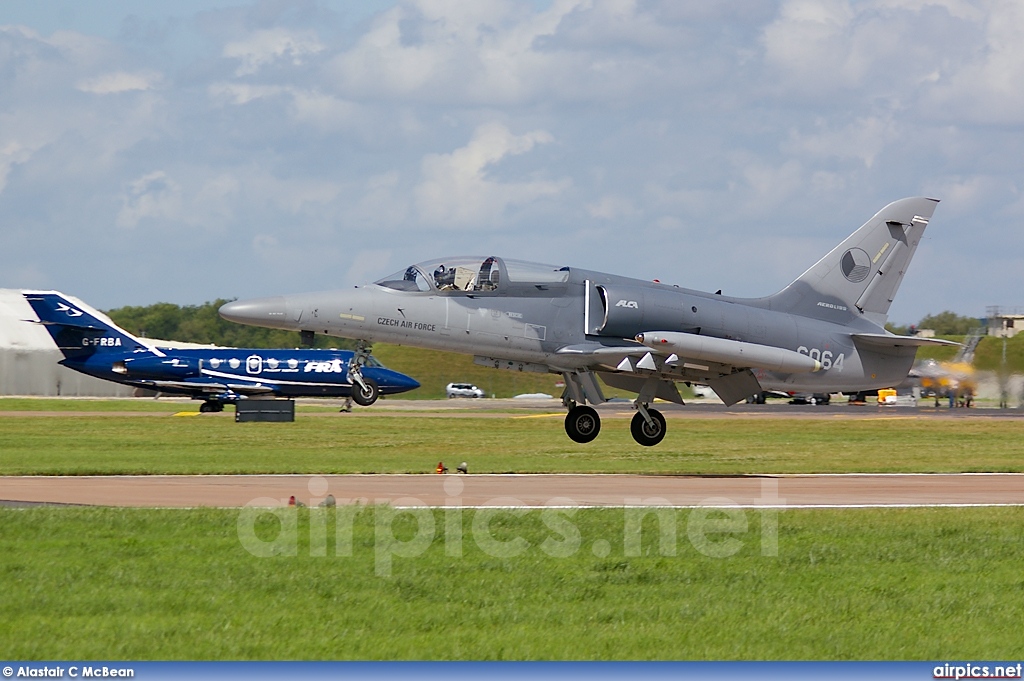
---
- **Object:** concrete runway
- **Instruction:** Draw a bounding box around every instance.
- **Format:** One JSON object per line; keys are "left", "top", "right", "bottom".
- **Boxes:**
{"left": 2, "top": 473, "right": 1022, "bottom": 508}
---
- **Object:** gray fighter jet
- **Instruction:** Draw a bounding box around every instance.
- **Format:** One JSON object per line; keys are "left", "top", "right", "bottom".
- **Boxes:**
{"left": 221, "top": 197, "right": 956, "bottom": 445}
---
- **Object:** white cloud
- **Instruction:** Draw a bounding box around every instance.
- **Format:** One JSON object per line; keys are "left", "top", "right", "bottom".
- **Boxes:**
{"left": 208, "top": 82, "right": 287, "bottom": 105}
{"left": 287, "top": 91, "right": 359, "bottom": 130}
{"left": 926, "top": 0, "right": 1024, "bottom": 124}
{"left": 116, "top": 171, "right": 182, "bottom": 229}
{"left": 223, "top": 28, "right": 324, "bottom": 76}
{"left": 325, "top": 0, "right": 693, "bottom": 105}
{"left": 586, "top": 195, "right": 638, "bottom": 221}
{"left": 207, "top": 83, "right": 360, "bottom": 131}
{"left": 760, "top": 0, "right": 857, "bottom": 91}
{"left": 344, "top": 249, "right": 394, "bottom": 286}
{"left": 414, "top": 122, "right": 570, "bottom": 228}
{"left": 252, "top": 234, "right": 279, "bottom": 256}
{"left": 353, "top": 172, "right": 410, "bottom": 230}
{"left": 783, "top": 116, "right": 899, "bottom": 168}
{"left": 76, "top": 71, "right": 160, "bottom": 94}
{"left": 0, "top": 141, "right": 34, "bottom": 195}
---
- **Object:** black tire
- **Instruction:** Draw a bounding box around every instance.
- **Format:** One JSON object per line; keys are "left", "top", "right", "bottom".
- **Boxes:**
{"left": 564, "top": 405, "right": 601, "bottom": 443}
{"left": 199, "top": 402, "right": 212, "bottom": 413}
{"left": 351, "top": 377, "right": 379, "bottom": 406}
{"left": 630, "top": 409, "right": 667, "bottom": 447}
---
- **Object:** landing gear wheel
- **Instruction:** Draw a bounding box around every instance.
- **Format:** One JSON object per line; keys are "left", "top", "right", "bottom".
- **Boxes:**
{"left": 199, "top": 401, "right": 223, "bottom": 413}
{"left": 351, "top": 377, "right": 379, "bottom": 406}
{"left": 564, "top": 405, "right": 601, "bottom": 443}
{"left": 630, "top": 409, "right": 666, "bottom": 447}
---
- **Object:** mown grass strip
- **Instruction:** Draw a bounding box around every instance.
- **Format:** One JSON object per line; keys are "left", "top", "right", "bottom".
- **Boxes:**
{"left": 1, "top": 414, "right": 1023, "bottom": 475}
{"left": 1, "top": 506, "right": 1021, "bottom": 660}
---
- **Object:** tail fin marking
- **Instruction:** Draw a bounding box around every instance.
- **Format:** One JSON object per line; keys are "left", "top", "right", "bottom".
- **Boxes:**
{"left": 766, "top": 197, "right": 938, "bottom": 326}
{"left": 23, "top": 291, "right": 161, "bottom": 362}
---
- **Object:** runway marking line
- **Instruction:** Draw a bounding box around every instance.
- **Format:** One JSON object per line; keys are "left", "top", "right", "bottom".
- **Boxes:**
{"left": 511, "top": 413, "right": 565, "bottom": 419}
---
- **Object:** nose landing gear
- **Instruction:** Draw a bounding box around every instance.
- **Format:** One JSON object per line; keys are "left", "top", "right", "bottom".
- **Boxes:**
{"left": 348, "top": 341, "right": 380, "bottom": 406}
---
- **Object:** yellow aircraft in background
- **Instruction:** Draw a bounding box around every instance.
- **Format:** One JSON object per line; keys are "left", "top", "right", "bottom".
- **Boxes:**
{"left": 906, "top": 329, "right": 981, "bottom": 405}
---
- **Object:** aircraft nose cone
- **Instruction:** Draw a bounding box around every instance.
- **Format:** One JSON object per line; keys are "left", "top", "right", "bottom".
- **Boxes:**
{"left": 386, "top": 370, "right": 421, "bottom": 393}
{"left": 219, "top": 296, "right": 289, "bottom": 327}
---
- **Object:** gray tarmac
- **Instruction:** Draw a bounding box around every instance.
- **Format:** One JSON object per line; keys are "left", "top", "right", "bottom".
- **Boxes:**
{"left": 1, "top": 473, "right": 1022, "bottom": 508}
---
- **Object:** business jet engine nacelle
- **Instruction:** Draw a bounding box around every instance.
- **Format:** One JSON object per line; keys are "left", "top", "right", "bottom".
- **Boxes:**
{"left": 113, "top": 356, "right": 201, "bottom": 380}
{"left": 635, "top": 331, "right": 822, "bottom": 374}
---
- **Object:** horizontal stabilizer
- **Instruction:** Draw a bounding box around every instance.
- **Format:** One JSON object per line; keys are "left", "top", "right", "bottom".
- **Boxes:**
{"left": 851, "top": 333, "right": 961, "bottom": 349}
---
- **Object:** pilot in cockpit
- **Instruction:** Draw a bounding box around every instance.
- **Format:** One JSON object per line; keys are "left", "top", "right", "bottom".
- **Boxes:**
{"left": 404, "top": 266, "right": 419, "bottom": 282}
{"left": 433, "top": 265, "right": 456, "bottom": 290}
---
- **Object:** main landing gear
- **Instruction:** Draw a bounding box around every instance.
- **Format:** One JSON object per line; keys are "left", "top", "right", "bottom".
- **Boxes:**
{"left": 198, "top": 391, "right": 238, "bottom": 413}
{"left": 348, "top": 341, "right": 379, "bottom": 406}
{"left": 630, "top": 403, "right": 666, "bottom": 447}
{"left": 560, "top": 371, "right": 669, "bottom": 446}
{"left": 564, "top": 405, "right": 601, "bottom": 443}
{"left": 562, "top": 400, "right": 666, "bottom": 446}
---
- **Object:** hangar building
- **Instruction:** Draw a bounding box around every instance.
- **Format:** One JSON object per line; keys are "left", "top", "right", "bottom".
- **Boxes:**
{"left": 0, "top": 289, "right": 135, "bottom": 396}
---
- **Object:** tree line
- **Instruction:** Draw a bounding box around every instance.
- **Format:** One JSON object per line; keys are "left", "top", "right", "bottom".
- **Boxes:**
{"left": 886, "top": 311, "right": 984, "bottom": 336}
{"left": 106, "top": 299, "right": 353, "bottom": 349}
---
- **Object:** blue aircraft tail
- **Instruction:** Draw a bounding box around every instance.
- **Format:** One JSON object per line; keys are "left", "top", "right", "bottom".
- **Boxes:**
{"left": 23, "top": 291, "right": 157, "bottom": 362}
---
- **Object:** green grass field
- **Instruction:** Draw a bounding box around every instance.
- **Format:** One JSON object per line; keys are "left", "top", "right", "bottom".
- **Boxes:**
{"left": 1, "top": 506, "right": 1021, "bottom": 659}
{"left": 3, "top": 399, "right": 1023, "bottom": 660}
{"left": 1, "top": 411, "right": 1023, "bottom": 475}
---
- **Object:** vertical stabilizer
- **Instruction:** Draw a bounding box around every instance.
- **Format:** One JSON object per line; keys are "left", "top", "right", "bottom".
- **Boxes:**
{"left": 23, "top": 291, "right": 159, "bottom": 362}
{"left": 766, "top": 197, "right": 938, "bottom": 325}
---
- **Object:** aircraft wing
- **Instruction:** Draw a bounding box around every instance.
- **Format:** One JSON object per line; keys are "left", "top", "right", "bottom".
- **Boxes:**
{"left": 132, "top": 379, "right": 277, "bottom": 396}
{"left": 554, "top": 338, "right": 767, "bottom": 406}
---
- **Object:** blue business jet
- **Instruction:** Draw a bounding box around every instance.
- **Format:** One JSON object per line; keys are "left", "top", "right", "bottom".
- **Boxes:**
{"left": 24, "top": 291, "right": 419, "bottom": 412}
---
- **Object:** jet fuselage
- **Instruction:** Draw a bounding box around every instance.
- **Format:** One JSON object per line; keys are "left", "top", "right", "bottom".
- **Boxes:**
{"left": 223, "top": 263, "right": 915, "bottom": 393}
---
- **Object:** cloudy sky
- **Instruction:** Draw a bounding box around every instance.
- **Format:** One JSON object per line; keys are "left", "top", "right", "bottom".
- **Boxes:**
{"left": 1, "top": 0, "right": 1022, "bottom": 324}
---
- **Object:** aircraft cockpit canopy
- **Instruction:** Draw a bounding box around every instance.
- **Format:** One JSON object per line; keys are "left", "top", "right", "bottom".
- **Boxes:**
{"left": 376, "top": 257, "right": 568, "bottom": 294}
